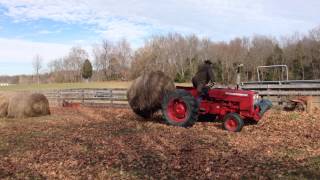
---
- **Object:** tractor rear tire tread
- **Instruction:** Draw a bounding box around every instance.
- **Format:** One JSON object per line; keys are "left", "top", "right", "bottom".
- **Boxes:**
{"left": 162, "top": 89, "right": 198, "bottom": 127}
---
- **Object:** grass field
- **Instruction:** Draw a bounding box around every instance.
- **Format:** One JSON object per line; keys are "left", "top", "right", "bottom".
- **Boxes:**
{"left": 0, "top": 82, "right": 131, "bottom": 91}
{"left": 0, "top": 108, "right": 319, "bottom": 179}
{"left": 0, "top": 82, "right": 192, "bottom": 91}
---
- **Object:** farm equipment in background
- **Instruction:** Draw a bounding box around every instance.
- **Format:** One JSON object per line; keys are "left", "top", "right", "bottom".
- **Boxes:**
{"left": 240, "top": 65, "right": 320, "bottom": 112}
{"left": 161, "top": 85, "right": 272, "bottom": 132}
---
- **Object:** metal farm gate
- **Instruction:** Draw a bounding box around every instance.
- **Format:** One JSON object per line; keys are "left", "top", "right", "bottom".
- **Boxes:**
{"left": 240, "top": 65, "right": 320, "bottom": 110}
{"left": 38, "top": 88, "right": 128, "bottom": 107}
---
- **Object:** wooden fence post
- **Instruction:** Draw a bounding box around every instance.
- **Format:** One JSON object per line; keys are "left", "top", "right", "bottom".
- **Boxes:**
{"left": 57, "top": 90, "right": 61, "bottom": 107}
{"left": 306, "top": 96, "right": 313, "bottom": 114}
{"left": 110, "top": 89, "right": 113, "bottom": 105}
{"left": 51, "top": 88, "right": 129, "bottom": 107}
{"left": 82, "top": 89, "right": 85, "bottom": 104}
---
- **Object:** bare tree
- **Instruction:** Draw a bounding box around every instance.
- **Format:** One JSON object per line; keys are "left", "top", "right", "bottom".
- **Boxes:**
{"left": 44, "top": 24, "right": 320, "bottom": 83}
{"left": 93, "top": 39, "right": 132, "bottom": 80}
{"left": 32, "top": 55, "right": 43, "bottom": 84}
{"left": 47, "top": 58, "right": 65, "bottom": 83}
{"left": 63, "top": 47, "right": 89, "bottom": 82}
{"left": 93, "top": 40, "right": 113, "bottom": 81}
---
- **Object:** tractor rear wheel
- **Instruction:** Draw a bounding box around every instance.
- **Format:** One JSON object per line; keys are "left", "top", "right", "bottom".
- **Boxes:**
{"left": 223, "top": 113, "right": 244, "bottom": 132}
{"left": 161, "top": 89, "right": 198, "bottom": 127}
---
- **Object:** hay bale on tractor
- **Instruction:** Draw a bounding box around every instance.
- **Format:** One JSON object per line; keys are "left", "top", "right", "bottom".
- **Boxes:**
{"left": 7, "top": 93, "right": 50, "bottom": 118}
{"left": 0, "top": 93, "right": 9, "bottom": 118}
{"left": 127, "top": 71, "right": 175, "bottom": 118}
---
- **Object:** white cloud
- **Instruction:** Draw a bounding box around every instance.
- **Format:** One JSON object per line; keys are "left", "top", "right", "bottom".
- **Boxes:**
{"left": 37, "top": 29, "right": 62, "bottom": 35}
{"left": 1, "top": 0, "right": 318, "bottom": 41}
{"left": 0, "top": 37, "right": 94, "bottom": 75}
{"left": 95, "top": 20, "right": 154, "bottom": 47}
{"left": 0, "top": 0, "right": 319, "bottom": 75}
{"left": 0, "top": 0, "right": 319, "bottom": 42}
{"left": 0, "top": 38, "right": 70, "bottom": 75}
{"left": 0, "top": 37, "right": 71, "bottom": 63}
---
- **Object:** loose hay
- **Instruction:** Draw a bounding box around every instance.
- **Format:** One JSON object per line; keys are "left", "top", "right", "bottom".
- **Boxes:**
{"left": 7, "top": 93, "right": 51, "bottom": 118}
{"left": 127, "top": 71, "right": 175, "bottom": 118}
{"left": 0, "top": 94, "right": 9, "bottom": 118}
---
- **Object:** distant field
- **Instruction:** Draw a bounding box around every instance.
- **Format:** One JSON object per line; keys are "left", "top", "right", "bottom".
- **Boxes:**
{"left": 0, "top": 82, "right": 192, "bottom": 91}
{"left": 0, "top": 82, "right": 131, "bottom": 91}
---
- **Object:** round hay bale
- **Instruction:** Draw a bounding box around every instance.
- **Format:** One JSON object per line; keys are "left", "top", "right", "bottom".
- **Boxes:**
{"left": 127, "top": 71, "right": 175, "bottom": 118}
{"left": 0, "top": 94, "right": 9, "bottom": 118}
{"left": 7, "top": 93, "right": 51, "bottom": 118}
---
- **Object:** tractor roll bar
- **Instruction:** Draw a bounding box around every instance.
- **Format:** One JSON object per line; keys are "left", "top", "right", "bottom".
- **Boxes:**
{"left": 242, "top": 79, "right": 320, "bottom": 85}
{"left": 257, "top": 65, "right": 289, "bottom": 82}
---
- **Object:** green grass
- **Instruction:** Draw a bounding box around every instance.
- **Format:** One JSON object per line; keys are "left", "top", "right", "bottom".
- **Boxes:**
{"left": 288, "top": 112, "right": 301, "bottom": 121}
{"left": 0, "top": 81, "right": 132, "bottom": 91}
{"left": 0, "top": 82, "right": 192, "bottom": 92}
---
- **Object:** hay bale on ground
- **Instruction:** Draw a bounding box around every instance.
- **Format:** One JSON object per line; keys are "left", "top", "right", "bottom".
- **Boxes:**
{"left": 7, "top": 93, "right": 50, "bottom": 118}
{"left": 0, "top": 94, "right": 9, "bottom": 118}
{"left": 127, "top": 71, "right": 175, "bottom": 118}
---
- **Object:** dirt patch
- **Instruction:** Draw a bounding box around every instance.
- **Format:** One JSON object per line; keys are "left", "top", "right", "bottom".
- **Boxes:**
{"left": 0, "top": 107, "right": 319, "bottom": 179}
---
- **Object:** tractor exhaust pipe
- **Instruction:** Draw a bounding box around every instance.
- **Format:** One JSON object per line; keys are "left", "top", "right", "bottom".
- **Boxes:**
{"left": 236, "top": 64, "right": 244, "bottom": 90}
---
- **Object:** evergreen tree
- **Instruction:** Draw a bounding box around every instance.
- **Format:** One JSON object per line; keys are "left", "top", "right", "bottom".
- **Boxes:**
{"left": 82, "top": 59, "right": 93, "bottom": 80}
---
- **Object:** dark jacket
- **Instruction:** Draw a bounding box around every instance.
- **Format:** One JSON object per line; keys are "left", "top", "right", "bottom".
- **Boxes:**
{"left": 192, "top": 63, "right": 215, "bottom": 90}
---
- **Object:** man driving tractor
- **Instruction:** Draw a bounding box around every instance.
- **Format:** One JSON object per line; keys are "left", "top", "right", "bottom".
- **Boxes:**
{"left": 192, "top": 60, "right": 215, "bottom": 99}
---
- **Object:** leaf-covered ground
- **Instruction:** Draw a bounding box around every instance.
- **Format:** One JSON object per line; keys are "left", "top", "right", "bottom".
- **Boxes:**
{"left": 0, "top": 107, "right": 319, "bottom": 179}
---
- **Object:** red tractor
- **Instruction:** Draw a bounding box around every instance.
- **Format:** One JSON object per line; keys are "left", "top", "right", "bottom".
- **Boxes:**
{"left": 161, "top": 86, "right": 272, "bottom": 132}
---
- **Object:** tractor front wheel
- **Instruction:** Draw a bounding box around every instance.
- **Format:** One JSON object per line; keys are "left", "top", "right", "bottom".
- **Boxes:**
{"left": 223, "top": 113, "right": 244, "bottom": 132}
{"left": 161, "top": 89, "right": 198, "bottom": 127}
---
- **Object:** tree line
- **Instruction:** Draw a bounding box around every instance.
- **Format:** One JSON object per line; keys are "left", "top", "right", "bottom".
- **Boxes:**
{"left": 1, "top": 26, "right": 320, "bottom": 85}
{"left": 131, "top": 26, "right": 320, "bottom": 84}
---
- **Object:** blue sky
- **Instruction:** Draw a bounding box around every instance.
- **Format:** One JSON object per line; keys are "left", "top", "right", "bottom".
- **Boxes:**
{"left": 0, "top": 0, "right": 319, "bottom": 75}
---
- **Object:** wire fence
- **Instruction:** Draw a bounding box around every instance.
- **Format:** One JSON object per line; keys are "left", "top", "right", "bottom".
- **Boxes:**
{"left": 34, "top": 83, "right": 320, "bottom": 108}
